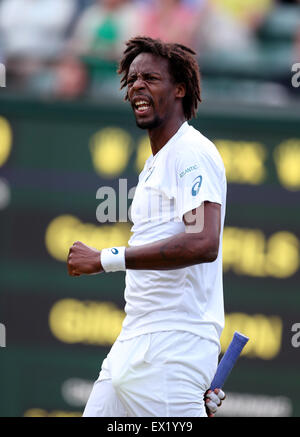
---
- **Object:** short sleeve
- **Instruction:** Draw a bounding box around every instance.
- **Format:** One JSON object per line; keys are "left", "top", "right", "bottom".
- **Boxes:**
{"left": 175, "top": 147, "right": 223, "bottom": 221}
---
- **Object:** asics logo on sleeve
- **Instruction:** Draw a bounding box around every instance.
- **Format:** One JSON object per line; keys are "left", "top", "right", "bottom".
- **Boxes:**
{"left": 191, "top": 175, "right": 202, "bottom": 196}
{"left": 111, "top": 248, "right": 119, "bottom": 254}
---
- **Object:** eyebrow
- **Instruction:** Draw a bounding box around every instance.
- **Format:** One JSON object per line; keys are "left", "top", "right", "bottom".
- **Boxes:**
{"left": 127, "top": 71, "right": 162, "bottom": 78}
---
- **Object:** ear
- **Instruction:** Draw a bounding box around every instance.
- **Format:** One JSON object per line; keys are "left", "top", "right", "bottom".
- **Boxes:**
{"left": 175, "top": 83, "right": 186, "bottom": 99}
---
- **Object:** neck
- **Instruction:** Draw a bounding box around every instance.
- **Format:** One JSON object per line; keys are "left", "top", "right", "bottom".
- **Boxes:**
{"left": 148, "top": 116, "right": 186, "bottom": 156}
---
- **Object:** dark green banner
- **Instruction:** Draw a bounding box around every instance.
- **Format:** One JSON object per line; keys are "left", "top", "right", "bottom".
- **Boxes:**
{"left": 0, "top": 96, "right": 299, "bottom": 417}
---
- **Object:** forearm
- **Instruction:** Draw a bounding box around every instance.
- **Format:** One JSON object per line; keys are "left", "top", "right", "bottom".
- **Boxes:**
{"left": 67, "top": 203, "right": 221, "bottom": 276}
{"left": 125, "top": 232, "right": 218, "bottom": 270}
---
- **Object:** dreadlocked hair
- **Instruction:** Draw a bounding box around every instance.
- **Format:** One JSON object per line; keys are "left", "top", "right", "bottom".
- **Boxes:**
{"left": 118, "top": 36, "right": 201, "bottom": 120}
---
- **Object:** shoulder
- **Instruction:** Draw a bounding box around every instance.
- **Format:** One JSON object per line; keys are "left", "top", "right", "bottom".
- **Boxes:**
{"left": 174, "top": 125, "right": 225, "bottom": 172}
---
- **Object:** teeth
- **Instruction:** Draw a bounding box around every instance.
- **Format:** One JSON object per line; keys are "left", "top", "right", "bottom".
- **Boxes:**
{"left": 135, "top": 100, "right": 149, "bottom": 108}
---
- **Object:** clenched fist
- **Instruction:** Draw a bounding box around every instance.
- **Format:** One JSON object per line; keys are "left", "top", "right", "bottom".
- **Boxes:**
{"left": 67, "top": 241, "right": 103, "bottom": 276}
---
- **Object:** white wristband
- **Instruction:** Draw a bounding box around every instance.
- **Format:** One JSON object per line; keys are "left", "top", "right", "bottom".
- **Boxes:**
{"left": 100, "top": 247, "right": 126, "bottom": 272}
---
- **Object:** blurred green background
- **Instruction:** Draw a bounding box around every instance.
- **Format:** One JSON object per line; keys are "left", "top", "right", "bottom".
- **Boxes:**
{"left": 0, "top": 0, "right": 299, "bottom": 417}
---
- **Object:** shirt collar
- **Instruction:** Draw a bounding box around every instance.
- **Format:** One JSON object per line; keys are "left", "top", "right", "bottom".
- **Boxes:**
{"left": 148, "top": 121, "right": 189, "bottom": 163}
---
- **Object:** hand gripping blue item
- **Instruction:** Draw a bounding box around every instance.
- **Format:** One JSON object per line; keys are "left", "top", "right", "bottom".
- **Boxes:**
{"left": 210, "top": 332, "right": 249, "bottom": 390}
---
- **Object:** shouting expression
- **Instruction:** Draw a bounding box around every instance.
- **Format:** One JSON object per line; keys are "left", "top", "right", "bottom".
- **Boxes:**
{"left": 127, "top": 53, "right": 185, "bottom": 130}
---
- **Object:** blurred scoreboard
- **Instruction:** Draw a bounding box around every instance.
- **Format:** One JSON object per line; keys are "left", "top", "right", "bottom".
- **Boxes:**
{"left": 0, "top": 96, "right": 300, "bottom": 417}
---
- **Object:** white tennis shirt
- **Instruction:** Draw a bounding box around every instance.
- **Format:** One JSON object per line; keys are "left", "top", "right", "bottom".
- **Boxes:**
{"left": 118, "top": 121, "right": 227, "bottom": 349}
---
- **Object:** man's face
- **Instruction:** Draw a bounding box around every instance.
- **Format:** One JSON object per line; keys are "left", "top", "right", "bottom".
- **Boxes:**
{"left": 127, "top": 53, "right": 180, "bottom": 130}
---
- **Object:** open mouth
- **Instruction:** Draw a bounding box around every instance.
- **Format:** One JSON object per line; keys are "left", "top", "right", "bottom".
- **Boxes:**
{"left": 133, "top": 99, "right": 152, "bottom": 115}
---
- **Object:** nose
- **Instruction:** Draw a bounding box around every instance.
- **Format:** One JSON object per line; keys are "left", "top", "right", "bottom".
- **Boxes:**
{"left": 132, "top": 74, "right": 146, "bottom": 90}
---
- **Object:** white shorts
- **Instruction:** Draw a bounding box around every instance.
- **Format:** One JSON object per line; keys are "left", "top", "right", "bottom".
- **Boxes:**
{"left": 83, "top": 331, "right": 219, "bottom": 417}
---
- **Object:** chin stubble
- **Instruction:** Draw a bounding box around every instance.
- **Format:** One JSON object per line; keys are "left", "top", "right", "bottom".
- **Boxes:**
{"left": 136, "top": 114, "right": 164, "bottom": 130}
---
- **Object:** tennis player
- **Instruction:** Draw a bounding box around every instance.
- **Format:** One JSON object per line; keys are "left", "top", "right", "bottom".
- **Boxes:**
{"left": 67, "top": 36, "right": 226, "bottom": 417}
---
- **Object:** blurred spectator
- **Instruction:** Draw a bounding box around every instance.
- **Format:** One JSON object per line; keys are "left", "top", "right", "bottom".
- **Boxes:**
{"left": 0, "top": 0, "right": 77, "bottom": 60}
{"left": 53, "top": 55, "right": 88, "bottom": 100}
{"left": 0, "top": 0, "right": 296, "bottom": 100}
{"left": 53, "top": 0, "right": 139, "bottom": 100}
{"left": 194, "top": 0, "right": 275, "bottom": 53}
{"left": 136, "top": 0, "right": 275, "bottom": 56}
{"left": 210, "top": 0, "right": 275, "bottom": 32}
{"left": 69, "top": 0, "right": 138, "bottom": 60}
{"left": 0, "top": 0, "right": 77, "bottom": 89}
{"left": 136, "top": 0, "right": 207, "bottom": 50}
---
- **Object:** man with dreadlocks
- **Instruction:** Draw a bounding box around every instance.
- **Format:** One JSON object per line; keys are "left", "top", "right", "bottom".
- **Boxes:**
{"left": 67, "top": 36, "right": 227, "bottom": 417}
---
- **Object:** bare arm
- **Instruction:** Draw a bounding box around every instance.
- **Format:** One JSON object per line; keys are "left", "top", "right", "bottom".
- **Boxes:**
{"left": 67, "top": 201, "right": 221, "bottom": 276}
{"left": 125, "top": 201, "right": 221, "bottom": 270}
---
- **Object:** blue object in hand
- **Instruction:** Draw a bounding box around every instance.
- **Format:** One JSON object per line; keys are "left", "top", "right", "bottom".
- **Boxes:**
{"left": 210, "top": 331, "right": 249, "bottom": 390}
